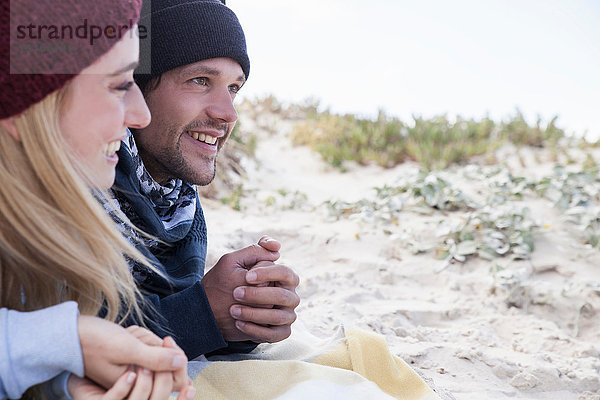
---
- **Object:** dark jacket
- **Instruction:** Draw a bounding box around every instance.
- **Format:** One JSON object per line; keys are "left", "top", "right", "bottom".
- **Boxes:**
{"left": 113, "top": 144, "right": 254, "bottom": 359}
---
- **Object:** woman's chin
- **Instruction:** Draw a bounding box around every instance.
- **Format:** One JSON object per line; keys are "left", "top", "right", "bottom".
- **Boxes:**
{"left": 86, "top": 169, "right": 116, "bottom": 191}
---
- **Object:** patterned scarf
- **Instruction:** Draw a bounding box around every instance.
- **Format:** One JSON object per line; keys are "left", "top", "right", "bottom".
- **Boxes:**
{"left": 121, "top": 131, "right": 197, "bottom": 234}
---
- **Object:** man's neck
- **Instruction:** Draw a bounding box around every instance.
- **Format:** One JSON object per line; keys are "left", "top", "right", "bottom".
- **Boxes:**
{"left": 136, "top": 145, "right": 174, "bottom": 186}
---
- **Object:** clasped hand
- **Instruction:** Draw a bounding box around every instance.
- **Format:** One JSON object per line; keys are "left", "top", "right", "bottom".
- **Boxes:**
{"left": 202, "top": 236, "right": 300, "bottom": 343}
{"left": 68, "top": 317, "right": 194, "bottom": 399}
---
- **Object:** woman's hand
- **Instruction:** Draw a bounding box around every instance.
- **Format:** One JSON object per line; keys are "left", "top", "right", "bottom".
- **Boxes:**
{"left": 68, "top": 370, "right": 196, "bottom": 400}
{"left": 125, "top": 326, "right": 192, "bottom": 392}
{"left": 78, "top": 316, "right": 188, "bottom": 390}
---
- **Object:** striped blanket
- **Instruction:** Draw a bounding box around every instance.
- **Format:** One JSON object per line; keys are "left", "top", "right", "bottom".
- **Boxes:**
{"left": 184, "top": 323, "right": 440, "bottom": 399}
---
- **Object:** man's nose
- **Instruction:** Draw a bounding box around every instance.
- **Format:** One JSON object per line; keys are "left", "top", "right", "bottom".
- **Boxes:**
{"left": 205, "top": 87, "right": 237, "bottom": 124}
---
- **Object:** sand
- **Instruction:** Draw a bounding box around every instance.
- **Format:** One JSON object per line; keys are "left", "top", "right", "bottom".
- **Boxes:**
{"left": 200, "top": 105, "right": 600, "bottom": 400}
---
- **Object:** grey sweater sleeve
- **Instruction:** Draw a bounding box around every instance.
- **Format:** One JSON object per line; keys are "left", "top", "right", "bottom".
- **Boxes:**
{"left": 0, "top": 302, "right": 83, "bottom": 400}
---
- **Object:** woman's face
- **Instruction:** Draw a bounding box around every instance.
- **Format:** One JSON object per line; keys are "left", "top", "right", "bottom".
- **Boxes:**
{"left": 59, "top": 27, "right": 150, "bottom": 190}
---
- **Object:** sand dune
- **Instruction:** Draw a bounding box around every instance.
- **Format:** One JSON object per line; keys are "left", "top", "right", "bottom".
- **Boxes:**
{"left": 200, "top": 106, "right": 600, "bottom": 400}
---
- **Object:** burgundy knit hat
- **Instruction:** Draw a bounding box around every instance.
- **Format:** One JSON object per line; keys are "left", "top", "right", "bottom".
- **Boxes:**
{"left": 0, "top": 0, "right": 142, "bottom": 119}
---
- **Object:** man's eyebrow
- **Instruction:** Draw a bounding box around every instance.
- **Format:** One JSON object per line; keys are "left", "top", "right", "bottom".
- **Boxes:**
{"left": 109, "top": 61, "right": 139, "bottom": 76}
{"left": 179, "top": 64, "right": 246, "bottom": 84}
{"left": 181, "top": 65, "right": 220, "bottom": 77}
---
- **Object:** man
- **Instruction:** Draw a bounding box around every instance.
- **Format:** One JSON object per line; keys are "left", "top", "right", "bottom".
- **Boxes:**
{"left": 112, "top": 0, "right": 300, "bottom": 359}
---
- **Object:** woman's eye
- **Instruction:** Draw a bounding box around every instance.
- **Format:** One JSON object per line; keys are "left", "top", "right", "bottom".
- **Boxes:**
{"left": 191, "top": 77, "right": 207, "bottom": 86}
{"left": 115, "top": 81, "right": 134, "bottom": 91}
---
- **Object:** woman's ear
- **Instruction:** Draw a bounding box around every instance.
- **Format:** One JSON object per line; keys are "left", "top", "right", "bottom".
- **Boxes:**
{"left": 0, "top": 117, "right": 21, "bottom": 141}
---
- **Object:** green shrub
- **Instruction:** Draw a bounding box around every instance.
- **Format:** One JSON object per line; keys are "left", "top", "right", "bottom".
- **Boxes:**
{"left": 405, "top": 116, "right": 497, "bottom": 169}
{"left": 290, "top": 106, "right": 564, "bottom": 171}
{"left": 499, "top": 112, "right": 563, "bottom": 147}
{"left": 292, "top": 110, "right": 408, "bottom": 170}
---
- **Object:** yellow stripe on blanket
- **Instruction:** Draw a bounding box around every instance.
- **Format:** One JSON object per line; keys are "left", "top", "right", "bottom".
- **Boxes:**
{"left": 192, "top": 359, "right": 396, "bottom": 399}
{"left": 188, "top": 326, "right": 439, "bottom": 399}
{"left": 314, "top": 328, "right": 438, "bottom": 400}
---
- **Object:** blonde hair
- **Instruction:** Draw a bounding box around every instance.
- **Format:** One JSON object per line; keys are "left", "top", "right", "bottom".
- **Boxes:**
{"left": 0, "top": 86, "right": 151, "bottom": 322}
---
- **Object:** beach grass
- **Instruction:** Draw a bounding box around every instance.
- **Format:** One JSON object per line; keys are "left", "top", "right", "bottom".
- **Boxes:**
{"left": 288, "top": 104, "right": 568, "bottom": 171}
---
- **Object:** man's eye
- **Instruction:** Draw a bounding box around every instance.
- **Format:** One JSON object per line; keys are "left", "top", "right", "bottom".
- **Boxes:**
{"left": 229, "top": 84, "right": 240, "bottom": 94}
{"left": 191, "top": 77, "right": 207, "bottom": 85}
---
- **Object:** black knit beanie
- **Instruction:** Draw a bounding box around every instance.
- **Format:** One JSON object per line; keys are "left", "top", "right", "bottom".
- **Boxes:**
{"left": 135, "top": 0, "right": 250, "bottom": 90}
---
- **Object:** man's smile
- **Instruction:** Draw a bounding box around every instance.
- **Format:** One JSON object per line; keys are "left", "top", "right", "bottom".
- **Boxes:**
{"left": 186, "top": 130, "right": 218, "bottom": 145}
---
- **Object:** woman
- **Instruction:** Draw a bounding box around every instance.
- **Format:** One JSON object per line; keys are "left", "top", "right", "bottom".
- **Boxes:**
{"left": 0, "top": 0, "right": 193, "bottom": 398}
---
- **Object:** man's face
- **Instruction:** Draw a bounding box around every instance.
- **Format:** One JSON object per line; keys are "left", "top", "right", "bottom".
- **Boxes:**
{"left": 134, "top": 57, "right": 245, "bottom": 185}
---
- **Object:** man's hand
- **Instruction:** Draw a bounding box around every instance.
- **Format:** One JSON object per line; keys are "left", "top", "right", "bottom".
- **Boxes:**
{"left": 201, "top": 236, "right": 281, "bottom": 342}
{"left": 78, "top": 317, "right": 188, "bottom": 390}
{"left": 230, "top": 261, "right": 300, "bottom": 343}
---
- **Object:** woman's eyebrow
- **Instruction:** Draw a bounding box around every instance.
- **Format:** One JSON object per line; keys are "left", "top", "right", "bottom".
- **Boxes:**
{"left": 109, "top": 61, "right": 139, "bottom": 76}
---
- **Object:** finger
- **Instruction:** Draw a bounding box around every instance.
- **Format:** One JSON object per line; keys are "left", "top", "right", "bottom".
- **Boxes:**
{"left": 68, "top": 375, "right": 107, "bottom": 398}
{"left": 163, "top": 336, "right": 188, "bottom": 391}
{"left": 103, "top": 372, "right": 137, "bottom": 400}
{"left": 128, "top": 341, "right": 187, "bottom": 373}
{"left": 233, "top": 286, "right": 300, "bottom": 309}
{"left": 128, "top": 368, "right": 153, "bottom": 400}
{"left": 230, "top": 305, "right": 297, "bottom": 326}
{"left": 253, "top": 260, "right": 276, "bottom": 269}
{"left": 83, "top": 365, "right": 127, "bottom": 391}
{"left": 235, "top": 320, "right": 292, "bottom": 343}
{"left": 149, "top": 371, "right": 173, "bottom": 400}
{"left": 126, "top": 326, "right": 164, "bottom": 346}
{"left": 245, "top": 265, "right": 299, "bottom": 289}
{"left": 257, "top": 235, "right": 281, "bottom": 252}
{"left": 176, "top": 385, "right": 197, "bottom": 400}
{"left": 226, "top": 243, "right": 280, "bottom": 269}
{"left": 249, "top": 261, "right": 276, "bottom": 287}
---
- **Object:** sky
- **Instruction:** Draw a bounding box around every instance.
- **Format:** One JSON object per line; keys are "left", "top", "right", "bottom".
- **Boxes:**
{"left": 228, "top": 0, "right": 600, "bottom": 139}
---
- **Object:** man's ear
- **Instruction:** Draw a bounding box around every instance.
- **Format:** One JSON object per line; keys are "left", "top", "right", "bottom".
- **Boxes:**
{"left": 0, "top": 117, "right": 21, "bottom": 141}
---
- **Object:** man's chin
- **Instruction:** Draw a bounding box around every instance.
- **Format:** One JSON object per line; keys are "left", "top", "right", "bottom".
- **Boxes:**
{"left": 177, "top": 153, "right": 213, "bottom": 185}
{"left": 190, "top": 167, "right": 216, "bottom": 187}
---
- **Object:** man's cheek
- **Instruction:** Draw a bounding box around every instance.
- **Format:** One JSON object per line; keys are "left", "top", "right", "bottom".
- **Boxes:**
{"left": 218, "top": 131, "right": 233, "bottom": 151}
